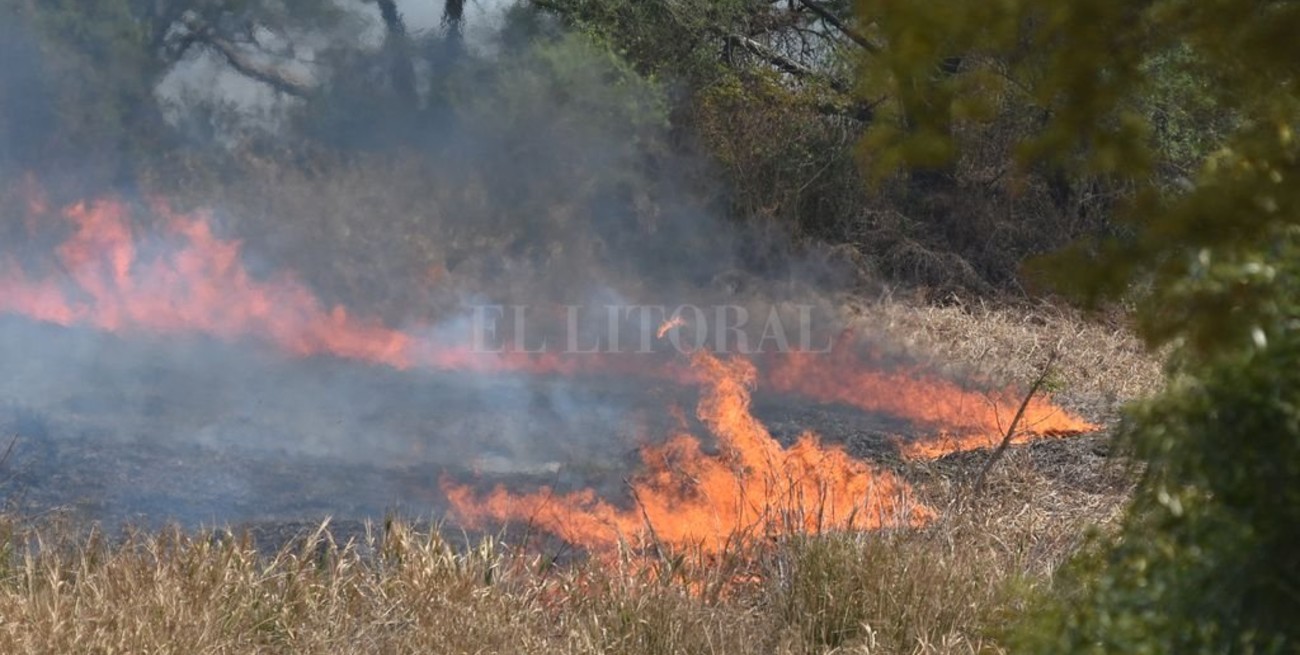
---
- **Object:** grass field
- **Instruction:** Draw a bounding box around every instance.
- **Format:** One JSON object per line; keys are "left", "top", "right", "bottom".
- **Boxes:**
{"left": 0, "top": 298, "right": 1159, "bottom": 654}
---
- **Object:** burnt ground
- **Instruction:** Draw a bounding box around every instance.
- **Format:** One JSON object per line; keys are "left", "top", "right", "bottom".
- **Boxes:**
{"left": 0, "top": 316, "right": 1118, "bottom": 547}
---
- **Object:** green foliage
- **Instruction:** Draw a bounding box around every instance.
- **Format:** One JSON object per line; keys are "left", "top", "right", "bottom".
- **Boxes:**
{"left": 532, "top": 0, "right": 889, "bottom": 275}
{"left": 855, "top": 0, "right": 1300, "bottom": 650}
{"left": 448, "top": 32, "right": 669, "bottom": 145}
{"left": 1020, "top": 330, "right": 1300, "bottom": 653}
{"left": 1137, "top": 43, "right": 1240, "bottom": 184}
{"left": 693, "top": 69, "right": 867, "bottom": 240}
{"left": 854, "top": 0, "right": 1268, "bottom": 190}
{"left": 1022, "top": 141, "right": 1300, "bottom": 651}
{"left": 530, "top": 0, "right": 755, "bottom": 84}
{"left": 857, "top": 0, "right": 1180, "bottom": 180}
{"left": 1080, "top": 125, "right": 1297, "bottom": 358}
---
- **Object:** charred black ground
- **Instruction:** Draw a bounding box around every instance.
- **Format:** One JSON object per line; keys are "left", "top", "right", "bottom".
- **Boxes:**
{"left": 0, "top": 315, "right": 933, "bottom": 531}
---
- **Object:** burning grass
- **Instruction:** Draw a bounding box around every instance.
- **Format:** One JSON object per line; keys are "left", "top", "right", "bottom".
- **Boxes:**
{"left": 0, "top": 178, "right": 1157, "bottom": 653}
{"left": 842, "top": 294, "right": 1163, "bottom": 412}
{"left": 0, "top": 445, "right": 1129, "bottom": 654}
{"left": 0, "top": 296, "right": 1143, "bottom": 653}
{"left": 0, "top": 190, "right": 1098, "bottom": 446}
{"left": 443, "top": 351, "right": 935, "bottom": 557}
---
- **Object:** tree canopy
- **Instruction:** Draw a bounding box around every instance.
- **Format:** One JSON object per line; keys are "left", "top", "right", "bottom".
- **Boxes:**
{"left": 854, "top": 0, "right": 1299, "bottom": 650}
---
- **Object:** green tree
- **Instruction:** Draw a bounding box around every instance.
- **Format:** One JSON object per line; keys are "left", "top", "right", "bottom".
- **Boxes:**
{"left": 854, "top": 0, "right": 1298, "bottom": 650}
{"left": 531, "top": 0, "right": 1131, "bottom": 292}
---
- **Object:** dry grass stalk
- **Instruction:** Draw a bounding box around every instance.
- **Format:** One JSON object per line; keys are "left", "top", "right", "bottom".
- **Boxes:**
{"left": 0, "top": 444, "right": 1130, "bottom": 655}
{"left": 973, "top": 350, "right": 1059, "bottom": 495}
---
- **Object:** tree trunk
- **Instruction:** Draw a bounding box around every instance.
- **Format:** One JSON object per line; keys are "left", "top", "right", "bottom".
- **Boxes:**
{"left": 377, "top": 0, "right": 419, "bottom": 107}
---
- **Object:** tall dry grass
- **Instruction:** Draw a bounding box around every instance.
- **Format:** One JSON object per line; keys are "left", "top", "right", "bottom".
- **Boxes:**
{"left": 845, "top": 293, "right": 1164, "bottom": 414}
{"left": 0, "top": 447, "right": 1128, "bottom": 655}
{"left": 0, "top": 270, "right": 1150, "bottom": 654}
{"left": 2, "top": 159, "right": 1156, "bottom": 652}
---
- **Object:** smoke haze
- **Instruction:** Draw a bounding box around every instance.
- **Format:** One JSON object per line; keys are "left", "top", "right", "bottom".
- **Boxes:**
{"left": 0, "top": 3, "right": 1092, "bottom": 533}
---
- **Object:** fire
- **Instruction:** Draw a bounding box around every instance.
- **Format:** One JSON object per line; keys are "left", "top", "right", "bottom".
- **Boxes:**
{"left": 0, "top": 189, "right": 1096, "bottom": 473}
{"left": 765, "top": 343, "right": 1097, "bottom": 459}
{"left": 656, "top": 314, "right": 686, "bottom": 339}
{"left": 1, "top": 198, "right": 420, "bottom": 368}
{"left": 442, "top": 352, "right": 934, "bottom": 555}
{"left": 0, "top": 196, "right": 607, "bottom": 376}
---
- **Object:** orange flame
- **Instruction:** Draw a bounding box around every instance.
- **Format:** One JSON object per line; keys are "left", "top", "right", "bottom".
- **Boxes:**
{"left": 1, "top": 198, "right": 420, "bottom": 367}
{"left": 765, "top": 345, "right": 1097, "bottom": 459}
{"left": 656, "top": 314, "right": 686, "bottom": 339}
{"left": 442, "top": 352, "right": 934, "bottom": 555}
{"left": 0, "top": 196, "right": 608, "bottom": 376}
{"left": 0, "top": 190, "right": 1096, "bottom": 469}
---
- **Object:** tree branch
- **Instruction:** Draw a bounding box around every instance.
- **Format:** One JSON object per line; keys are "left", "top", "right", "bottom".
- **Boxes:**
{"left": 794, "top": 0, "right": 881, "bottom": 55}
{"left": 206, "top": 39, "right": 313, "bottom": 97}
{"left": 186, "top": 22, "right": 313, "bottom": 98}
{"left": 528, "top": 1, "right": 878, "bottom": 121}
{"left": 725, "top": 32, "right": 851, "bottom": 93}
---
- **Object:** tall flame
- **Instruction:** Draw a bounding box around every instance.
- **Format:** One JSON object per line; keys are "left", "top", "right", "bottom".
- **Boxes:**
{"left": 0, "top": 190, "right": 1096, "bottom": 467}
{"left": 0, "top": 197, "right": 603, "bottom": 375}
{"left": 443, "top": 352, "right": 935, "bottom": 554}
{"left": 1, "top": 198, "right": 422, "bottom": 367}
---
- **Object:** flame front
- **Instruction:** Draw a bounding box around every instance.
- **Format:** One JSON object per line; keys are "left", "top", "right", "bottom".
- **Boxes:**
{"left": 767, "top": 345, "right": 1098, "bottom": 458}
{"left": 0, "top": 190, "right": 1097, "bottom": 475}
{"left": 442, "top": 352, "right": 934, "bottom": 555}
{"left": 0, "top": 196, "right": 605, "bottom": 376}
{"left": 0, "top": 198, "right": 421, "bottom": 368}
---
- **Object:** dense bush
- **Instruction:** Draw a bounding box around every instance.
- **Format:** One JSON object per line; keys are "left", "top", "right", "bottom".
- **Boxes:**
{"left": 7, "top": 0, "right": 1230, "bottom": 296}
{"left": 852, "top": 0, "right": 1298, "bottom": 649}
{"left": 1022, "top": 337, "right": 1300, "bottom": 652}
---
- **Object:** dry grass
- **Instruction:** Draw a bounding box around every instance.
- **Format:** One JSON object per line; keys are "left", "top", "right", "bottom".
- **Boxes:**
{"left": 0, "top": 444, "right": 1129, "bottom": 655}
{"left": 1, "top": 162, "right": 1157, "bottom": 652}
{"left": 0, "top": 280, "right": 1149, "bottom": 654}
{"left": 845, "top": 292, "right": 1164, "bottom": 416}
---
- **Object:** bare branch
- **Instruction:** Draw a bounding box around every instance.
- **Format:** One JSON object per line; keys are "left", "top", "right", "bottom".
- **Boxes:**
{"left": 180, "top": 15, "right": 313, "bottom": 99}
{"left": 725, "top": 32, "right": 851, "bottom": 93}
{"left": 204, "top": 36, "right": 313, "bottom": 97}
{"left": 794, "top": 0, "right": 881, "bottom": 55}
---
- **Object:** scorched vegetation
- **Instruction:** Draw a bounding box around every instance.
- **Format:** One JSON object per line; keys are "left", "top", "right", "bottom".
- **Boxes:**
{"left": 0, "top": 0, "right": 1295, "bottom": 652}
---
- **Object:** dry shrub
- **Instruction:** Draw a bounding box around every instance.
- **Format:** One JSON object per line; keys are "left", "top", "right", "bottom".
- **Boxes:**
{"left": 691, "top": 72, "right": 868, "bottom": 244}
{"left": 153, "top": 149, "right": 531, "bottom": 324}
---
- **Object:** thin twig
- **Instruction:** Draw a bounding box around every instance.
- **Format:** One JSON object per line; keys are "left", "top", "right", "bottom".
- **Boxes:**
{"left": 0, "top": 433, "right": 18, "bottom": 496}
{"left": 0, "top": 434, "right": 18, "bottom": 471}
{"left": 626, "top": 479, "right": 667, "bottom": 564}
{"left": 973, "top": 351, "right": 1058, "bottom": 495}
